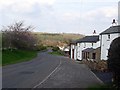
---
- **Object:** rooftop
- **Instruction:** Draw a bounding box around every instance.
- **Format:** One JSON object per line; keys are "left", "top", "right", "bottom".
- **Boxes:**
{"left": 77, "top": 35, "right": 99, "bottom": 43}
{"left": 100, "top": 25, "right": 120, "bottom": 35}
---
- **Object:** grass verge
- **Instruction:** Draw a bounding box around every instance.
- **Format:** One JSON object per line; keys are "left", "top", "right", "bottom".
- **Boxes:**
{"left": 49, "top": 51, "right": 64, "bottom": 56}
{"left": 2, "top": 49, "right": 38, "bottom": 66}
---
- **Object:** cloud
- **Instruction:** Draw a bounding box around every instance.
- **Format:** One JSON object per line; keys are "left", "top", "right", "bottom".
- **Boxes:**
{"left": 101, "top": 7, "right": 117, "bottom": 18}
{"left": 0, "top": 0, "right": 119, "bottom": 34}
{"left": 0, "top": 0, "right": 56, "bottom": 6}
{"left": 0, "top": 0, "right": 56, "bottom": 12}
{"left": 61, "top": 12, "right": 81, "bottom": 21}
{"left": 81, "top": 0, "right": 119, "bottom": 2}
{"left": 82, "top": 6, "right": 117, "bottom": 21}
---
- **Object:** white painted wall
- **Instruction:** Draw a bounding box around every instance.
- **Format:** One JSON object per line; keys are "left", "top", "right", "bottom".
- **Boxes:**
{"left": 118, "top": 1, "right": 120, "bottom": 25}
{"left": 101, "top": 33, "right": 120, "bottom": 60}
{"left": 74, "top": 46, "right": 77, "bottom": 60}
{"left": 70, "top": 44, "right": 77, "bottom": 60}
{"left": 76, "top": 41, "right": 100, "bottom": 60}
{"left": 70, "top": 44, "right": 74, "bottom": 59}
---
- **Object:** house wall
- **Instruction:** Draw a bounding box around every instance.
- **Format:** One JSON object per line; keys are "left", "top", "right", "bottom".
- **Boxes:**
{"left": 70, "top": 44, "right": 74, "bottom": 59}
{"left": 76, "top": 41, "right": 100, "bottom": 60}
{"left": 74, "top": 46, "right": 77, "bottom": 60}
{"left": 101, "top": 33, "right": 120, "bottom": 60}
{"left": 92, "top": 47, "right": 101, "bottom": 61}
{"left": 70, "top": 44, "right": 77, "bottom": 60}
{"left": 82, "top": 47, "right": 100, "bottom": 61}
{"left": 118, "top": 1, "right": 120, "bottom": 25}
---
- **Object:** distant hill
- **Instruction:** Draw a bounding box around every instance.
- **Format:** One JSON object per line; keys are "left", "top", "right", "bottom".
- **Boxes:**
{"left": 33, "top": 32, "right": 84, "bottom": 47}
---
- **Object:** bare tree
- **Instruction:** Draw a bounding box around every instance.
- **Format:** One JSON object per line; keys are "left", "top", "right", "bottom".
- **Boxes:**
{"left": 2, "top": 21, "right": 37, "bottom": 50}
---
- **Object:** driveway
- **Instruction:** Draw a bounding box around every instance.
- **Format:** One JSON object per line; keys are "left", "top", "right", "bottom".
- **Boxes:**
{"left": 2, "top": 51, "right": 103, "bottom": 88}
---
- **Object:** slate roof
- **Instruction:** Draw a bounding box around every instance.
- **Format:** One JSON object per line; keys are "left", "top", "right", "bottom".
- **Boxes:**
{"left": 70, "top": 40, "right": 77, "bottom": 44}
{"left": 100, "top": 25, "right": 120, "bottom": 35}
{"left": 76, "top": 35, "right": 99, "bottom": 43}
{"left": 70, "top": 39, "right": 83, "bottom": 44}
{"left": 82, "top": 48, "right": 94, "bottom": 52}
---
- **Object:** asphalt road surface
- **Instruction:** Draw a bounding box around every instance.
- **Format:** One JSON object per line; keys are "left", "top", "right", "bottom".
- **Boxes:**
{"left": 3, "top": 50, "right": 103, "bottom": 88}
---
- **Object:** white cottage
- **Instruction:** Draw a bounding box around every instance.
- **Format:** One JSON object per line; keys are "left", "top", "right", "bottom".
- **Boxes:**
{"left": 100, "top": 25, "right": 120, "bottom": 60}
{"left": 76, "top": 36, "right": 100, "bottom": 60}
{"left": 70, "top": 35, "right": 100, "bottom": 60}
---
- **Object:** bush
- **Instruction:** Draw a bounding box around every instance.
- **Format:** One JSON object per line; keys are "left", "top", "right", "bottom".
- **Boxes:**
{"left": 36, "top": 45, "right": 47, "bottom": 51}
{"left": 2, "top": 21, "right": 37, "bottom": 50}
{"left": 82, "top": 60, "right": 108, "bottom": 72}
{"left": 108, "top": 37, "right": 120, "bottom": 88}
{"left": 52, "top": 47, "right": 60, "bottom": 51}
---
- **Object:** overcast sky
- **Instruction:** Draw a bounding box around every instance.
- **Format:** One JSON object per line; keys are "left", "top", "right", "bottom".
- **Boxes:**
{"left": 0, "top": 0, "right": 119, "bottom": 34}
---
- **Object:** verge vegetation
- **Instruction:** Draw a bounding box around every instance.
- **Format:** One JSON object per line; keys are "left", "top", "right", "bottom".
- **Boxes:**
{"left": 49, "top": 46, "right": 64, "bottom": 56}
{"left": 2, "top": 49, "right": 37, "bottom": 66}
{"left": 1, "top": 21, "right": 44, "bottom": 66}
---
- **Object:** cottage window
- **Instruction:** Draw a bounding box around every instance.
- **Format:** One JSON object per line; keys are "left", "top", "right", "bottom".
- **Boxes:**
{"left": 107, "top": 34, "right": 110, "bottom": 41}
{"left": 92, "top": 43, "right": 93, "bottom": 47}
{"left": 87, "top": 52, "right": 89, "bottom": 58}
{"left": 83, "top": 52, "right": 85, "bottom": 59}
{"left": 84, "top": 43, "right": 86, "bottom": 48}
{"left": 85, "top": 52, "right": 87, "bottom": 59}
{"left": 92, "top": 53, "right": 96, "bottom": 59}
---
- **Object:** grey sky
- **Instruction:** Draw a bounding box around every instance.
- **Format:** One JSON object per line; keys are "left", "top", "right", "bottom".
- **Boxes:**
{"left": 0, "top": 0, "right": 119, "bottom": 35}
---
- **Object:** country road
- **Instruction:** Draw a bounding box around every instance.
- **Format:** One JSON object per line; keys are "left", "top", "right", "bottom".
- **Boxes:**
{"left": 2, "top": 50, "right": 103, "bottom": 88}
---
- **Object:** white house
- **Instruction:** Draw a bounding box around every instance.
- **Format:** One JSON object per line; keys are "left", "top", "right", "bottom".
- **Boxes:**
{"left": 70, "top": 35, "right": 100, "bottom": 60}
{"left": 100, "top": 25, "right": 120, "bottom": 60}
{"left": 76, "top": 35, "right": 100, "bottom": 60}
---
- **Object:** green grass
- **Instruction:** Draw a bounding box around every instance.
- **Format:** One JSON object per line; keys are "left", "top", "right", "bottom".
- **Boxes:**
{"left": 2, "top": 49, "right": 38, "bottom": 66}
{"left": 0, "top": 51, "right": 2, "bottom": 66}
{"left": 49, "top": 51, "right": 64, "bottom": 56}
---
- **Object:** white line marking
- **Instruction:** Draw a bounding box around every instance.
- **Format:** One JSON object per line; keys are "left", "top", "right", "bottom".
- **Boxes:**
{"left": 33, "top": 60, "right": 61, "bottom": 88}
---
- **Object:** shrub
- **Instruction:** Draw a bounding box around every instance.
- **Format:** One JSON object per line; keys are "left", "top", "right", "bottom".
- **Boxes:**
{"left": 108, "top": 37, "right": 120, "bottom": 88}
{"left": 2, "top": 21, "right": 37, "bottom": 50}
{"left": 36, "top": 45, "right": 47, "bottom": 51}
{"left": 52, "top": 47, "right": 60, "bottom": 51}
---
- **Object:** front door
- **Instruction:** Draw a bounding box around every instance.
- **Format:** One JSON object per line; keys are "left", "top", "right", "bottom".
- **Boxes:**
{"left": 72, "top": 49, "right": 74, "bottom": 59}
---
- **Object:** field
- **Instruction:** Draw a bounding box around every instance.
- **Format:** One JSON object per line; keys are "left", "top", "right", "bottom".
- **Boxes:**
{"left": 34, "top": 32, "right": 84, "bottom": 46}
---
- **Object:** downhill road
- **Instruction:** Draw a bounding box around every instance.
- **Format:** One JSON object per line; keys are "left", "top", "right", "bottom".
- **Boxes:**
{"left": 3, "top": 50, "right": 103, "bottom": 88}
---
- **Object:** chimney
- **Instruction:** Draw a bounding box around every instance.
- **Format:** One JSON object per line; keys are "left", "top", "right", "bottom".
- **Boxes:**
{"left": 118, "top": 1, "right": 120, "bottom": 25}
{"left": 112, "top": 19, "right": 117, "bottom": 26}
{"left": 93, "top": 30, "right": 96, "bottom": 35}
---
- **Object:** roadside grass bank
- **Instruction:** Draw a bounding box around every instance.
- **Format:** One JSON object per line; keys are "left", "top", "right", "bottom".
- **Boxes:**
{"left": 49, "top": 46, "right": 64, "bottom": 56}
{"left": 49, "top": 50, "right": 64, "bottom": 56}
{"left": 2, "top": 49, "right": 38, "bottom": 66}
{"left": 49, "top": 51, "right": 64, "bottom": 56}
{"left": 0, "top": 51, "right": 2, "bottom": 66}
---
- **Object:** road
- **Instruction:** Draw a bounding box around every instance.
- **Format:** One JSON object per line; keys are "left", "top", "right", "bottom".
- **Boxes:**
{"left": 2, "top": 51, "right": 103, "bottom": 88}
